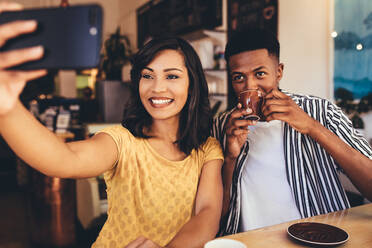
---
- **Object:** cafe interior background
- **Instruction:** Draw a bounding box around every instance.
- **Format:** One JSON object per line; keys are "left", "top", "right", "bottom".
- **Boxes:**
{"left": 0, "top": 0, "right": 371, "bottom": 247}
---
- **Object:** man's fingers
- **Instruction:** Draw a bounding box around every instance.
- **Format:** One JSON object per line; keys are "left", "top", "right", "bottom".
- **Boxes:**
{"left": 262, "top": 104, "right": 289, "bottom": 117}
{"left": 263, "top": 98, "right": 287, "bottom": 106}
{"left": 226, "top": 124, "right": 252, "bottom": 136}
{"left": 226, "top": 120, "right": 249, "bottom": 134}
{"left": 229, "top": 109, "right": 244, "bottom": 119}
{"left": 265, "top": 112, "right": 289, "bottom": 123}
{"left": 229, "top": 108, "right": 252, "bottom": 120}
{"left": 226, "top": 126, "right": 248, "bottom": 136}
{"left": 226, "top": 115, "right": 258, "bottom": 136}
{"left": 0, "top": 2, "right": 23, "bottom": 13}
{"left": 232, "top": 128, "right": 249, "bottom": 136}
{"left": 0, "top": 20, "right": 37, "bottom": 46}
{"left": 0, "top": 46, "right": 44, "bottom": 69}
{"left": 262, "top": 98, "right": 288, "bottom": 113}
{"left": 233, "top": 118, "right": 257, "bottom": 128}
{"left": 0, "top": 69, "right": 47, "bottom": 83}
{"left": 265, "top": 88, "right": 287, "bottom": 100}
{"left": 272, "top": 88, "right": 285, "bottom": 98}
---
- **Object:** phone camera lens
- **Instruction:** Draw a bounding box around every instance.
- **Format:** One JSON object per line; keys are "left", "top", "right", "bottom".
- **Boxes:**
{"left": 90, "top": 27, "right": 98, "bottom": 36}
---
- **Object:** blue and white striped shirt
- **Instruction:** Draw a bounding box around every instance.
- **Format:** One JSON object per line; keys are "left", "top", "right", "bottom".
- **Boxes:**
{"left": 212, "top": 91, "right": 372, "bottom": 235}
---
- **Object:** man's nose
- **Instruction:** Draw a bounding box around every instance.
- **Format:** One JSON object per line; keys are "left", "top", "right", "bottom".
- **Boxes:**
{"left": 244, "top": 75, "right": 258, "bottom": 90}
{"left": 152, "top": 79, "right": 167, "bottom": 92}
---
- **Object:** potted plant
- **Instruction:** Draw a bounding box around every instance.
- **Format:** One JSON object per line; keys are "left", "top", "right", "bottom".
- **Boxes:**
{"left": 100, "top": 27, "right": 132, "bottom": 81}
{"left": 95, "top": 28, "right": 133, "bottom": 123}
{"left": 335, "top": 88, "right": 372, "bottom": 130}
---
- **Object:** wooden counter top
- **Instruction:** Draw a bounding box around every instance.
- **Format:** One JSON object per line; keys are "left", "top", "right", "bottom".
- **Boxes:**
{"left": 221, "top": 203, "right": 372, "bottom": 247}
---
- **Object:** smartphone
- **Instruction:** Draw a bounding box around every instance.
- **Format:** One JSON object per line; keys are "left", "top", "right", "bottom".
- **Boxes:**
{"left": 0, "top": 4, "right": 103, "bottom": 70}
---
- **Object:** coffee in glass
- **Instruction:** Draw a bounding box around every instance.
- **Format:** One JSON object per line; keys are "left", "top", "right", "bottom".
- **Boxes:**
{"left": 238, "top": 89, "right": 264, "bottom": 121}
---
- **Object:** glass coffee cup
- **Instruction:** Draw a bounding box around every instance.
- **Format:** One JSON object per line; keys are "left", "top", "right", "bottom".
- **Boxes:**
{"left": 238, "top": 89, "right": 265, "bottom": 121}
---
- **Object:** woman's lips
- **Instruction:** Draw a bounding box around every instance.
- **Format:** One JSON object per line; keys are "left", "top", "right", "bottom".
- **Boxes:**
{"left": 149, "top": 97, "right": 174, "bottom": 108}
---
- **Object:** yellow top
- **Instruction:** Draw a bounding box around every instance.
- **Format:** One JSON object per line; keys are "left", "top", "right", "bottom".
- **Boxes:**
{"left": 92, "top": 125, "right": 223, "bottom": 247}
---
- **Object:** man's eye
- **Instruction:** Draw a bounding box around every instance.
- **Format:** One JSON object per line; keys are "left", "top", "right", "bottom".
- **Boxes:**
{"left": 232, "top": 74, "right": 244, "bottom": 82}
{"left": 142, "top": 74, "right": 152, "bottom": 79}
{"left": 167, "top": 74, "right": 179, "bottom": 79}
{"left": 256, "top": 72, "right": 266, "bottom": 78}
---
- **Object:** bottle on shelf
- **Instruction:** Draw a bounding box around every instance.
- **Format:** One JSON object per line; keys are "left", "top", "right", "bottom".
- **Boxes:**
{"left": 60, "top": 0, "right": 69, "bottom": 7}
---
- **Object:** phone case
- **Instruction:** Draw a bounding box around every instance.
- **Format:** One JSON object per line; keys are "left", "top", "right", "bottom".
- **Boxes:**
{"left": 0, "top": 4, "right": 103, "bottom": 70}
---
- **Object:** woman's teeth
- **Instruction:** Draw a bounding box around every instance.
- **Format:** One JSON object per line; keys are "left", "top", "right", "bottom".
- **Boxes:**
{"left": 151, "top": 99, "right": 172, "bottom": 104}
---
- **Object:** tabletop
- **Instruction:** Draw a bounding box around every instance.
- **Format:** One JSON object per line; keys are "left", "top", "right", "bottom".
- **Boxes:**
{"left": 222, "top": 203, "right": 372, "bottom": 247}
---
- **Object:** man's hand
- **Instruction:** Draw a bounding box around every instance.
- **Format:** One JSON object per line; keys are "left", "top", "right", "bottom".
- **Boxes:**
{"left": 125, "top": 236, "right": 162, "bottom": 248}
{"left": 262, "top": 89, "right": 317, "bottom": 134}
{"left": 0, "top": 2, "right": 46, "bottom": 116}
{"left": 225, "top": 104, "right": 256, "bottom": 159}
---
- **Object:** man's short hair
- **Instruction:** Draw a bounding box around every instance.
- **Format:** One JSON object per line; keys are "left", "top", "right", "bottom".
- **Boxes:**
{"left": 225, "top": 28, "right": 280, "bottom": 62}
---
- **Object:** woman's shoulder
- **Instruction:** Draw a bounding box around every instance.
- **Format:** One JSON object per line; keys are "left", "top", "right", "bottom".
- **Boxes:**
{"left": 194, "top": 136, "right": 224, "bottom": 166}
{"left": 203, "top": 136, "right": 221, "bottom": 148}
{"left": 98, "top": 125, "right": 134, "bottom": 137}
{"left": 198, "top": 136, "right": 223, "bottom": 156}
{"left": 96, "top": 125, "right": 139, "bottom": 147}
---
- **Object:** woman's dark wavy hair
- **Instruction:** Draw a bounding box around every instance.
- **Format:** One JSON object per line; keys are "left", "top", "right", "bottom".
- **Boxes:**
{"left": 122, "top": 36, "right": 212, "bottom": 155}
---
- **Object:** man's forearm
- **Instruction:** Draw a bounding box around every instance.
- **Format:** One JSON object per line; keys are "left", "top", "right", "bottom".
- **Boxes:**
{"left": 308, "top": 120, "right": 372, "bottom": 201}
{"left": 221, "top": 156, "right": 236, "bottom": 217}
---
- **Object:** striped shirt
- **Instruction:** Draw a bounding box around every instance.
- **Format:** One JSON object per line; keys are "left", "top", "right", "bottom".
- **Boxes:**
{"left": 212, "top": 91, "right": 372, "bottom": 235}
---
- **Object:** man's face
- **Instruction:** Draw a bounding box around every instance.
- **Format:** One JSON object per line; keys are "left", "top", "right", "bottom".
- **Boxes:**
{"left": 228, "top": 49, "right": 283, "bottom": 97}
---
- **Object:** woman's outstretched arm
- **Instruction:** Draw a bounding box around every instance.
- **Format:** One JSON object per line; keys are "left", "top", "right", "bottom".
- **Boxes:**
{"left": 0, "top": 101, "right": 117, "bottom": 178}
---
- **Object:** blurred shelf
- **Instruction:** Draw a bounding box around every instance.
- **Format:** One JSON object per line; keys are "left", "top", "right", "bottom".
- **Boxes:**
{"left": 84, "top": 123, "right": 120, "bottom": 136}
{"left": 182, "top": 29, "right": 227, "bottom": 43}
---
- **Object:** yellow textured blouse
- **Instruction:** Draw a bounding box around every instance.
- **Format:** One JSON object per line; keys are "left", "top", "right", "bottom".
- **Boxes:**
{"left": 91, "top": 125, "right": 223, "bottom": 248}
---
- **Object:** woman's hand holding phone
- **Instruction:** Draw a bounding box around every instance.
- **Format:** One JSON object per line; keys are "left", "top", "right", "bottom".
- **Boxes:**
{"left": 0, "top": 2, "right": 46, "bottom": 116}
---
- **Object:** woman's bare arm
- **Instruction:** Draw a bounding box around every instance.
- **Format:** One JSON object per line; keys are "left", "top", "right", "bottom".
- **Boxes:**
{"left": 0, "top": 101, "right": 117, "bottom": 178}
{"left": 166, "top": 159, "right": 223, "bottom": 248}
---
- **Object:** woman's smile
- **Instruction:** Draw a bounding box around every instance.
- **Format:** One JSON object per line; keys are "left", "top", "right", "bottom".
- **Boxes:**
{"left": 149, "top": 97, "right": 174, "bottom": 107}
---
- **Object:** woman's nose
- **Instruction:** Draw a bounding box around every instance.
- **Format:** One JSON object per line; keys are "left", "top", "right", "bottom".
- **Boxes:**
{"left": 152, "top": 79, "right": 167, "bottom": 92}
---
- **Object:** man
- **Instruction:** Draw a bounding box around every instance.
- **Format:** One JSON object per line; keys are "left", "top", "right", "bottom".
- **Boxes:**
{"left": 212, "top": 28, "right": 372, "bottom": 235}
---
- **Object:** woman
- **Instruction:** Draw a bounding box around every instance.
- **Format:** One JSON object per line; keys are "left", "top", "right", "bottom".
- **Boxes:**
{"left": 0, "top": 3, "right": 223, "bottom": 248}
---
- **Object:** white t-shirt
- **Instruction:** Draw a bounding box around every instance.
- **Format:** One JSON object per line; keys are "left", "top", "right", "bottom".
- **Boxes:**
{"left": 239, "top": 120, "right": 301, "bottom": 231}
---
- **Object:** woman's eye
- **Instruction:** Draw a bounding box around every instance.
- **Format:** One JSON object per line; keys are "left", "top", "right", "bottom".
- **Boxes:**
{"left": 142, "top": 74, "right": 153, "bottom": 79}
{"left": 167, "top": 74, "right": 179, "bottom": 80}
